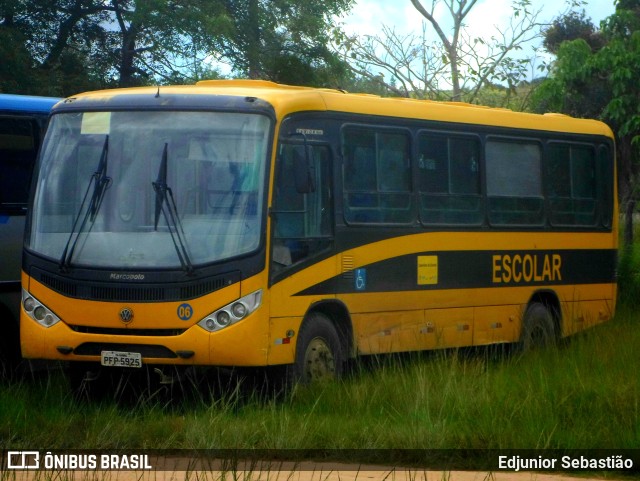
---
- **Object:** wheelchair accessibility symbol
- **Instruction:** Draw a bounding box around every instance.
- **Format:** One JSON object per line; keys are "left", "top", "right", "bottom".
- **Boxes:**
{"left": 355, "top": 268, "right": 367, "bottom": 291}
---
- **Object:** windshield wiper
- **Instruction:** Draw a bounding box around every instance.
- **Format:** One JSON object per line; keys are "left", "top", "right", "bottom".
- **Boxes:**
{"left": 59, "top": 136, "right": 112, "bottom": 271}
{"left": 152, "top": 143, "right": 194, "bottom": 274}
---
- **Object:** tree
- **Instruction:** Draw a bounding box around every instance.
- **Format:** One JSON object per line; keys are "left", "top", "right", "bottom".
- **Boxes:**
{"left": 336, "top": 0, "right": 543, "bottom": 103}
{"left": 532, "top": 1, "right": 640, "bottom": 245}
{"left": 103, "top": 0, "right": 231, "bottom": 87}
{"left": 1, "top": 0, "right": 354, "bottom": 94}
{"left": 0, "top": 4, "right": 37, "bottom": 93}
{"left": 1, "top": 0, "right": 234, "bottom": 93}
{"left": 218, "top": 0, "right": 353, "bottom": 86}
{"left": 542, "top": 9, "right": 605, "bottom": 54}
{"left": 0, "top": 0, "right": 110, "bottom": 95}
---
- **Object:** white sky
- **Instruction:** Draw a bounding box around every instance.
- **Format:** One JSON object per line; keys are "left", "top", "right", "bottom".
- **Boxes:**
{"left": 339, "top": 0, "right": 616, "bottom": 39}
{"left": 333, "top": 0, "right": 616, "bottom": 85}
{"left": 214, "top": 1, "right": 616, "bottom": 78}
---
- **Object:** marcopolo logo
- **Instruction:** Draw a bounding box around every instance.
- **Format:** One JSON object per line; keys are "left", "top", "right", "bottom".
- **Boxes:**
{"left": 110, "top": 273, "right": 145, "bottom": 281}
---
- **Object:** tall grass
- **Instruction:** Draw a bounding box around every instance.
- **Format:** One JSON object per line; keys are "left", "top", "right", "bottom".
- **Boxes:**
{"left": 617, "top": 220, "right": 640, "bottom": 308}
{"left": 1, "top": 243, "right": 638, "bottom": 466}
{"left": 618, "top": 248, "right": 640, "bottom": 310}
{"left": 1, "top": 309, "right": 638, "bottom": 457}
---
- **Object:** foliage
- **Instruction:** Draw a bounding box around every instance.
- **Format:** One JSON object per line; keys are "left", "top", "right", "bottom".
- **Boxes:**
{"left": 617, "top": 244, "right": 640, "bottom": 308}
{"left": 219, "top": 0, "right": 353, "bottom": 87}
{"left": 532, "top": 2, "right": 640, "bottom": 244}
{"left": 531, "top": 39, "right": 609, "bottom": 119}
{"left": 0, "top": 0, "right": 354, "bottom": 96}
{"left": 334, "top": 0, "right": 544, "bottom": 104}
{"left": 542, "top": 9, "right": 605, "bottom": 54}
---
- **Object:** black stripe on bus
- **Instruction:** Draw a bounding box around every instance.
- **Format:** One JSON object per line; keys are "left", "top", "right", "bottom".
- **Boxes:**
{"left": 294, "top": 249, "right": 617, "bottom": 296}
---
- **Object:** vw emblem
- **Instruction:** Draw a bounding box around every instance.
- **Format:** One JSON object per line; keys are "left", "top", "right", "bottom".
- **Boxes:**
{"left": 119, "top": 307, "right": 134, "bottom": 324}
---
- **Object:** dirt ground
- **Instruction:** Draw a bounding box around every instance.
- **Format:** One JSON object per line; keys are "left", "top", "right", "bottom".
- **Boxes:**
{"left": 107, "top": 467, "right": 629, "bottom": 481}
{"left": 5, "top": 462, "right": 632, "bottom": 481}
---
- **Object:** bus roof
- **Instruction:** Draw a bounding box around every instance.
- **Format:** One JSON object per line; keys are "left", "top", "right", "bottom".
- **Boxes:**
{"left": 0, "top": 93, "right": 61, "bottom": 114}
{"left": 60, "top": 80, "right": 614, "bottom": 138}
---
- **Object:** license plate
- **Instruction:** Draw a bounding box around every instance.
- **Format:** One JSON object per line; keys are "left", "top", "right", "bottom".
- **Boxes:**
{"left": 101, "top": 351, "right": 142, "bottom": 368}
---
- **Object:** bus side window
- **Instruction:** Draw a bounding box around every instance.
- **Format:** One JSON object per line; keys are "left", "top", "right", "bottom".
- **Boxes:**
{"left": 378, "top": 137, "right": 410, "bottom": 193}
{"left": 342, "top": 127, "right": 412, "bottom": 224}
{"left": 598, "top": 144, "right": 613, "bottom": 228}
{"left": 0, "top": 116, "right": 38, "bottom": 213}
{"left": 486, "top": 139, "right": 544, "bottom": 226}
{"left": 271, "top": 143, "right": 332, "bottom": 274}
{"left": 546, "top": 142, "right": 597, "bottom": 227}
{"left": 418, "top": 132, "right": 482, "bottom": 225}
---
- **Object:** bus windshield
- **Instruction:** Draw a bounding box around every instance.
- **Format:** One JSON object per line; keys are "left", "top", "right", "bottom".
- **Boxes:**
{"left": 28, "top": 110, "right": 271, "bottom": 269}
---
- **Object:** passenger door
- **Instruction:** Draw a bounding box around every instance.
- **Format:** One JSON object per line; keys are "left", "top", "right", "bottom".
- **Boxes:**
{"left": 270, "top": 142, "right": 333, "bottom": 280}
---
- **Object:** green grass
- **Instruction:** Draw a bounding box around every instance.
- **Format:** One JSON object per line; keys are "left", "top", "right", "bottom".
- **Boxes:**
{"left": 618, "top": 222, "right": 640, "bottom": 309}
{"left": 1, "top": 308, "right": 638, "bottom": 457}
{"left": 2, "top": 242, "right": 639, "bottom": 470}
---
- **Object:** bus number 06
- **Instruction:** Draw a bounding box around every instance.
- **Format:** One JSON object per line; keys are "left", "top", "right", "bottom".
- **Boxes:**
{"left": 177, "top": 303, "right": 193, "bottom": 321}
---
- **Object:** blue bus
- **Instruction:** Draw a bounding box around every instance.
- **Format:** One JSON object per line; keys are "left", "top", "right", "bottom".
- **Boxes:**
{"left": 0, "top": 94, "right": 60, "bottom": 377}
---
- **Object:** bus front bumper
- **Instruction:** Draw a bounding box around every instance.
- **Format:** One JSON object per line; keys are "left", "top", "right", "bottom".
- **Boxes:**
{"left": 20, "top": 308, "right": 271, "bottom": 368}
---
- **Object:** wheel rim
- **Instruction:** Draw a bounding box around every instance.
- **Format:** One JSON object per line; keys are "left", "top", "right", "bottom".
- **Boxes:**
{"left": 523, "top": 306, "right": 555, "bottom": 350}
{"left": 303, "top": 337, "right": 336, "bottom": 382}
{"left": 530, "top": 323, "right": 548, "bottom": 346}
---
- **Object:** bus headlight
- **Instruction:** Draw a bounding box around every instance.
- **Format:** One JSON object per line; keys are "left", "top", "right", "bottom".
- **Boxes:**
{"left": 231, "top": 302, "right": 247, "bottom": 318}
{"left": 22, "top": 289, "right": 61, "bottom": 328}
{"left": 197, "top": 289, "right": 262, "bottom": 333}
{"left": 216, "top": 311, "right": 231, "bottom": 327}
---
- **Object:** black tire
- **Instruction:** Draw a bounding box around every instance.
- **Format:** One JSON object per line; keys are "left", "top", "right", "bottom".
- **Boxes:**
{"left": 288, "top": 312, "right": 344, "bottom": 386}
{"left": 520, "top": 302, "right": 557, "bottom": 351}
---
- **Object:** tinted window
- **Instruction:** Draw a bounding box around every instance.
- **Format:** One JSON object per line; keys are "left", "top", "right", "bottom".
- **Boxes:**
{"left": 0, "top": 115, "right": 39, "bottom": 212}
{"left": 547, "top": 143, "right": 597, "bottom": 226}
{"left": 343, "top": 128, "right": 412, "bottom": 224}
{"left": 272, "top": 143, "right": 332, "bottom": 274}
{"left": 598, "top": 144, "right": 613, "bottom": 228}
{"left": 486, "top": 139, "right": 543, "bottom": 226}
{"left": 418, "top": 132, "right": 482, "bottom": 225}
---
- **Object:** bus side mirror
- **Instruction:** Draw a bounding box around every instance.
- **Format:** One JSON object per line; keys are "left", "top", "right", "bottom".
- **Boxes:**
{"left": 293, "top": 146, "right": 315, "bottom": 194}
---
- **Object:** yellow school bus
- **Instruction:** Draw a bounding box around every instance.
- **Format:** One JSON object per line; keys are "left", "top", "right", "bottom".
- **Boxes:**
{"left": 20, "top": 80, "right": 617, "bottom": 391}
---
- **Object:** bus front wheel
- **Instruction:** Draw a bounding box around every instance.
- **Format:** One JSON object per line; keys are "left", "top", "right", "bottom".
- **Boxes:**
{"left": 520, "top": 302, "right": 557, "bottom": 351}
{"left": 289, "top": 312, "right": 344, "bottom": 385}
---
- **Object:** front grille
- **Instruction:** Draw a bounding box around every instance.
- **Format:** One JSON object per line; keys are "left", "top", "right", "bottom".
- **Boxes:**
{"left": 33, "top": 268, "right": 239, "bottom": 302}
{"left": 40, "top": 274, "right": 77, "bottom": 297}
{"left": 74, "top": 342, "right": 177, "bottom": 358}
{"left": 180, "top": 277, "right": 228, "bottom": 299}
{"left": 70, "top": 325, "right": 186, "bottom": 337}
{"left": 90, "top": 286, "right": 165, "bottom": 302}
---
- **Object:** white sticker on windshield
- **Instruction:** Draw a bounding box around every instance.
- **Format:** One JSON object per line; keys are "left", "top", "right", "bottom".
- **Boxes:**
{"left": 81, "top": 112, "right": 111, "bottom": 135}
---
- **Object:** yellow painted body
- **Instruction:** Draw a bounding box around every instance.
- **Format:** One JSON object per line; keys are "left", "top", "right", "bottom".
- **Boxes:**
{"left": 20, "top": 80, "right": 618, "bottom": 367}
{"left": 21, "top": 271, "right": 274, "bottom": 366}
{"left": 269, "top": 231, "right": 617, "bottom": 357}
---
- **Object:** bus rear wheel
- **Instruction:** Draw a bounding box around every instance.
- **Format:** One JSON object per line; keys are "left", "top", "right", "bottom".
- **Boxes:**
{"left": 289, "top": 312, "right": 344, "bottom": 386}
{"left": 520, "top": 302, "right": 557, "bottom": 351}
